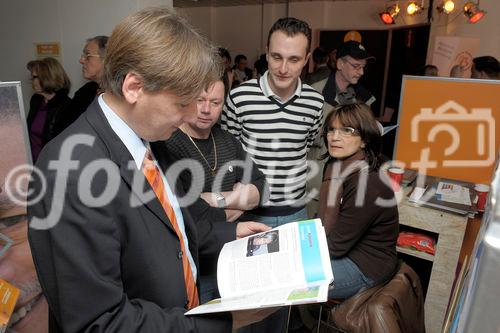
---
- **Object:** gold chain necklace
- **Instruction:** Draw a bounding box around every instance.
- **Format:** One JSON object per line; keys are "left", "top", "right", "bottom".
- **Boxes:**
{"left": 185, "top": 132, "right": 218, "bottom": 176}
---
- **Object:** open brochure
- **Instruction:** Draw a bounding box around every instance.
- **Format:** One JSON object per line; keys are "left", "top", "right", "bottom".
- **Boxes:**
{"left": 185, "top": 219, "right": 333, "bottom": 315}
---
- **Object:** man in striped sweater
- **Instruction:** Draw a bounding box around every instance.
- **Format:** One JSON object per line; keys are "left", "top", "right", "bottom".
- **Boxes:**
{"left": 222, "top": 17, "right": 324, "bottom": 228}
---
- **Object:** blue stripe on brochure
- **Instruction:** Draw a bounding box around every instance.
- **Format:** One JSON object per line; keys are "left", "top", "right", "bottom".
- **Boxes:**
{"left": 299, "top": 220, "right": 325, "bottom": 283}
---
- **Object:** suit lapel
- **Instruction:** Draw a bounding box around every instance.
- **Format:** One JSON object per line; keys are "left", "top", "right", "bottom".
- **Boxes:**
{"left": 151, "top": 141, "right": 199, "bottom": 253}
{"left": 84, "top": 100, "right": 175, "bottom": 234}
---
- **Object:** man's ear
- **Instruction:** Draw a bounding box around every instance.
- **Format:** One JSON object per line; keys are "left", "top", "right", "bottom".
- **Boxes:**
{"left": 122, "top": 72, "right": 143, "bottom": 104}
{"left": 336, "top": 58, "right": 343, "bottom": 70}
{"left": 304, "top": 52, "right": 312, "bottom": 67}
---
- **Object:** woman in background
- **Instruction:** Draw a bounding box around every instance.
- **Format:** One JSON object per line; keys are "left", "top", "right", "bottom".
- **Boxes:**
{"left": 26, "top": 57, "right": 71, "bottom": 162}
{"left": 318, "top": 103, "right": 399, "bottom": 299}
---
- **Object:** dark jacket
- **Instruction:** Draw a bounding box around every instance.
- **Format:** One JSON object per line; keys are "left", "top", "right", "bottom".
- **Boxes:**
{"left": 305, "top": 66, "right": 331, "bottom": 85}
{"left": 319, "top": 156, "right": 399, "bottom": 284}
{"left": 28, "top": 100, "right": 236, "bottom": 332}
{"left": 27, "top": 89, "right": 71, "bottom": 145}
{"left": 54, "top": 81, "right": 99, "bottom": 134}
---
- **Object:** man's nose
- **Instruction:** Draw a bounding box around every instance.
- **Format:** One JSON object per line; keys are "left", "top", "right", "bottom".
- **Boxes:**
{"left": 279, "top": 61, "right": 288, "bottom": 74}
{"left": 199, "top": 101, "right": 210, "bottom": 114}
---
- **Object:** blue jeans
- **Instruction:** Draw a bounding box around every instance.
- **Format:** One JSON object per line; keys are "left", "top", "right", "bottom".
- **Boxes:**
{"left": 329, "top": 257, "right": 375, "bottom": 299}
{"left": 241, "top": 207, "right": 309, "bottom": 228}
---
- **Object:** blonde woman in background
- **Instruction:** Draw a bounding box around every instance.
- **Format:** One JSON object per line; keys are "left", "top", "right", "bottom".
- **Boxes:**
{"left": 26, "top": 57, "right": 71, "bottom": 161}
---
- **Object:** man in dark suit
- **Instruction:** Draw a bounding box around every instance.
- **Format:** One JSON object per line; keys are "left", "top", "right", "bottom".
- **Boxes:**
{"left": 28, "top": 7, "right": 271, "bottom": 333}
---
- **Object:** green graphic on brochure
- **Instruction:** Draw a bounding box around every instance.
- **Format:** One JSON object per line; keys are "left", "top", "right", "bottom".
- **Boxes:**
{"left": 287, "top": 286, "right": 320, "bottom": 300}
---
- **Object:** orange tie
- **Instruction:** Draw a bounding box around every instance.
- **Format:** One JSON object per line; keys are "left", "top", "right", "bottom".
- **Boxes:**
{"left": 142, "top": 148, "right": 199, "bottom": 309}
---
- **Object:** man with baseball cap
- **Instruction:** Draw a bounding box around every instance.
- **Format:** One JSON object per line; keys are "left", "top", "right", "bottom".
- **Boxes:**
{"left": 306, "top": 40, "right": 376, "bottom": 217}
{"left": 312, "top": 40, "right": 375, "bottom": 108}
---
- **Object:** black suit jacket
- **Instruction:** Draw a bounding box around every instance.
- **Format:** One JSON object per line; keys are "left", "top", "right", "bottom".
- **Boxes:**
{"left": 28, "top": 100, "right": 236, "bottom": 332}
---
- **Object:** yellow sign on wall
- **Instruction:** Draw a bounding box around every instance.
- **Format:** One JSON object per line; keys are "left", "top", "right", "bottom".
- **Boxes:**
{"left": 394, "top": 76, "right": 499, "bottom": 184}
{"left": 35, "top": 42, "right": 60, "bottom": 58}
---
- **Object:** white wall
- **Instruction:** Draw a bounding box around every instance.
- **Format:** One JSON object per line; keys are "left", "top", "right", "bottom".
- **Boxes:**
{"left": 427, "top": 0, "right": 500, "bottom": 62}
{"left": 178, "top": 0, "right": 429, "bottom": 65}
{"left": 178, "top": 0, "right": 498, "bottom": 67}
{"left": 2, "top": 0, "right": 497, "bottom": 110}
{"left": 0, "top": 0, "right": 172, "bottom": 109}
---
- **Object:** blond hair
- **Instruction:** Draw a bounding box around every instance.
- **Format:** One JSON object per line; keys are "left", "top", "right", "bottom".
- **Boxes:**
{"left": 27, "top": 57, "right": 71, "bottom": 93}
{"left": 102, "top": 7, "right": 221, "bottom": 102}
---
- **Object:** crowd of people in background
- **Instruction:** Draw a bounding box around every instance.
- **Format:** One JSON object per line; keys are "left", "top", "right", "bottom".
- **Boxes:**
{"left": 13, "top": 7, "right": 500, "bottom": 332}
{"left": 25, "top": 34, "right": 499, "bottom": 165}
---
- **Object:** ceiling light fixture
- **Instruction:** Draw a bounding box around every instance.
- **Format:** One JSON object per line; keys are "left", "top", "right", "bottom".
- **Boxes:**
{"left": 406, "top": 1, "right": 423, "bottom": 15}
{"left": 463, "top": 1, "right": 486, "bottom": 23}
{"left": 379, "top": 3, "right": 400, "bottom": 24}
{"left": 437, "top": 0, "right": 455, "bottom": 14}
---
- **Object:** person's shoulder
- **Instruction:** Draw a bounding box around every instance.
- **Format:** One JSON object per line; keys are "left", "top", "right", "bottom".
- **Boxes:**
{"left": 365, "top": 168, "right": 394, "bottom": 197}
{"left": 229, "top": 78, "right": 260, "bottom": 95}
{"left": 30, "top": 93, "right": 44, "bottom": 104}
{"left": 74, "top": 81, "right": 99, "bottom": 97}
{"left": 163, "top": 129, "right": 190, "bottom": 157}
{"left": 352, "top": 83, "right": 373, "bottom": 102}
{"left": 301, "top": 82, "right": 325, "bottom": 101}
{"left": 215, "top": 126, "right": 241, "bottom": 146}
{"left": 40, "top": 107, "right": 105, "bottom": 160}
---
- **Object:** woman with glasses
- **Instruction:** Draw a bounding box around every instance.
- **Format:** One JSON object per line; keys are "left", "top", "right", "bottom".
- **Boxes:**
{"left": 26, "top": 57, "right": 71, "bottom": 162}
{"left": 318, "top": 103, "right": 399, "bottom": 299}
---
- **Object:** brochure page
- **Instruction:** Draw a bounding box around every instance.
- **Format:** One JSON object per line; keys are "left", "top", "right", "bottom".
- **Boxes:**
{"left": 186, "top": 219, "right": 333, "bottom": 315}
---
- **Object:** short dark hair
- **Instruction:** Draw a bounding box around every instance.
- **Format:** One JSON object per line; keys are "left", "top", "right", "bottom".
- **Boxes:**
{"left": 312, "top": 47, "right": 328, "bottom": 65}
{"left": 218, "top": 47, "right": 231, "bottom": 61}
{"left": 473, "top": 56, "right": 500, "bottom": 78}
{"left": 267, "top": 17, "right": 312, "bottom": 52}
{"left": 422, "top": 64, "right": 438, "bottom": 76}
{"left": 322, "top": 103, "right": 382, "bottom": 170}
{"left": 87, "top": 35, "right": 109, "bottom": 58}
{"left": 235, "top": 54, "right": 247, "bottom": 64}
{"left": 254, "top": 54, "right": 268, "bottom": 76}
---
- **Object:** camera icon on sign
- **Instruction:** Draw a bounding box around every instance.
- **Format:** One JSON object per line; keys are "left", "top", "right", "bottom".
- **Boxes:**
{"left": 411, "top": 100, "right": 495, "bottom": 167}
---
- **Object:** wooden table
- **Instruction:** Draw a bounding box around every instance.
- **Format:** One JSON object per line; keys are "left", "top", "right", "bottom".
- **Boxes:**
{"left": 398, "top": 192, "right": 468, "bottom": 333}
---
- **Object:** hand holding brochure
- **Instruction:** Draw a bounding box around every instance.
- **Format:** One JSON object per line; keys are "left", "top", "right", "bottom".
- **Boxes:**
{"left": 186, "top": 219, "right": 333, "bottom": 315}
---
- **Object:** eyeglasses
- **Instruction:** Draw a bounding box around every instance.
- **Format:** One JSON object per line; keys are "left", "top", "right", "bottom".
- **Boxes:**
{"left": 80, "top": 53, "right": 101, "bottom": 61}
{"left": 343, "top": 59, "right": 366, "bottom": 71}
{"left": 325, "top": 126, "right": 359, "bottom": 137}
{"left": 0, "top": 232, "right": 13, "bottom": 259}
{"left": 0, "top": 214, "right": 28, "bottom": 259}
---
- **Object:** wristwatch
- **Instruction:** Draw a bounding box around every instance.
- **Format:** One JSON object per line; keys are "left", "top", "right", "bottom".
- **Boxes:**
{"left": 215, "top": 192, "right": 226, "bottom": 208}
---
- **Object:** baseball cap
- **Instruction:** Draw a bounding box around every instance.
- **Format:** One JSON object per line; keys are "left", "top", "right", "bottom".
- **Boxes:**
{"left": 337, "top": 41, "right": 375, "bottom": 62}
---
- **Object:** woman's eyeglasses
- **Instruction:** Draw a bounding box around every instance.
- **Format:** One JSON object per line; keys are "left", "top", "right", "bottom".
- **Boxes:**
{"left": 325, "top": 126, "right": 359, "bottom": 137}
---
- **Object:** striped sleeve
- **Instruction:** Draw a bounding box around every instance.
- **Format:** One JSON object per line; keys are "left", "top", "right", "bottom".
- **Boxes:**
{"left": 221, "top": 92, "right": 241, "bottom": 139}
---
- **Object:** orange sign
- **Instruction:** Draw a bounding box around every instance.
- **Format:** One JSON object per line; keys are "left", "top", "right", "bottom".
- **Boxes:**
{"left": 0, "top": 278, "right": 20, "bottom": 333}
{"left": 35, "top": 42, "right": 60, "bottom": 57}
{"left": 394, "top": 76, "right": 500, "bottom": 184}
